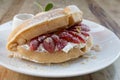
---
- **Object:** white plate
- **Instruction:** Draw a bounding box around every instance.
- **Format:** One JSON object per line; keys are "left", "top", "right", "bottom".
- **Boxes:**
{"left": 0, "top": 20, "right": 120, "bottom": 77}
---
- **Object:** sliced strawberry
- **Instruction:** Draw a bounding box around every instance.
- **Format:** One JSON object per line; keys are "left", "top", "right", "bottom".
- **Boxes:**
{"left": 76, "top": 23, "right": 81, "bottom": 26}
{"left": 56, "top": 39, "right": 67, "bottom": 51}
{"left": 81, "top": 31, "right": 89, "bottom": 36}
{"left": 59, "top": 31, "right": 80, "bottom": 43}
{"left": 68, "top": 26, "right": 76, "bottom": 30}
{"left": 68, "top": 25, "right": 81, "bottom": 33}
{"left": 69, "top": 31, "right": 86, "bottom": 43}
{"left": 51, "top": 34, "right": 67, "bottom": 50}
{"left": 38, "top": 35, "right": 47, "bottom": 43}
{"left": 51, "top": 34, "right": 59, "bottom": 43}
{"left": 70, "top": 29, "right": 77, "bottom": 32}
{"left": 43, "top": 37, "right": 55, "bottom": 53}
{"left": 68, "top": 28, "right": 78, "bottom": 33}
{"left": 29, "top": 39, "right": 39, "bottom": 51}
{"left": 81, "top": 24, "right": 90, "bottom": 32}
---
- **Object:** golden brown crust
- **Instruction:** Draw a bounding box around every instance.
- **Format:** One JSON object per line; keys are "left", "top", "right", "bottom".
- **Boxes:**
{"left": 7, "top": 5, "right": 83, "bottom": 51}
{"left": 12, "top": 36, "right": 93, "bottom": 63}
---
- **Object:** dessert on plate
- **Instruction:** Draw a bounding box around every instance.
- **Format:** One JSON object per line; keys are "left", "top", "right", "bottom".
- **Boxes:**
{"left": 7, "top": 5, "right": 93, "bottom": 63}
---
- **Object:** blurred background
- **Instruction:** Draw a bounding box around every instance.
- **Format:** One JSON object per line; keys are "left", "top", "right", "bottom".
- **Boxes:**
{"left": 0, "top": 0, "right": 120, "bottom": 25}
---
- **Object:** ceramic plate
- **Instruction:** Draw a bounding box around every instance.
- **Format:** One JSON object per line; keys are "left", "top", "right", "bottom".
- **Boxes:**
{"left": 0, "top": 20, "right": 120, "bottom": 77}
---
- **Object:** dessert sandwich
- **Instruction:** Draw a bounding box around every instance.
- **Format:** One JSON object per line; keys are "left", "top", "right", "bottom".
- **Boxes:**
{"left": 7, "top": 5, "right": 93, "bottom": 63}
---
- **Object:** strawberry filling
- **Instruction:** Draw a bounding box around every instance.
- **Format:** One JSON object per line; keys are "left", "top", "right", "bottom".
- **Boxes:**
{"left": 28, "top": 23, "right": 90, "bottom": 53}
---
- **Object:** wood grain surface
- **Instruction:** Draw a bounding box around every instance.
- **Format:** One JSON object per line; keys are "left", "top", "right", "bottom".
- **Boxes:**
{"left": 0, "top": 0, "right": 120, "bottom": 80}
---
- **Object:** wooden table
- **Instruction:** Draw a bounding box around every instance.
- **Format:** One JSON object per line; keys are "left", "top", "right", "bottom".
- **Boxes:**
{"left": 0, "top": 0, "right": 120, "bottom": 80}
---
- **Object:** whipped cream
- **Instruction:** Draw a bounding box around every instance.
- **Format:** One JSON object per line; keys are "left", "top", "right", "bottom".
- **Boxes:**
{"left": 21, "top": 42, "right": 86, "bottom": 53}
{"left": 62, "top": 42, "right": 86, "bottom": 53}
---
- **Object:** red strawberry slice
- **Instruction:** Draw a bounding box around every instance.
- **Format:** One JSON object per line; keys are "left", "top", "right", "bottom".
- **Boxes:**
{"left": 76, "top": 23, "right": 81, "bottom": 26}
{"left": 68, "top": 26, "right": 76, "bottom": 30}
{"left": 69, "top": 31, "right": 86, "bottom": 43}
{"left": 43, "top": 37, "right": 55, "bottom": 53}
{"left": 59, "top": 31, "right": 80, "bottom": 43}
{"left": 38, "top": 35, "right": 47, "bottom": 43}
{"left": 29, "top": 39, "right": 39, "bottom": 51}
{"left": 68, "top": 25, "right": 81, "bottom": 33}
{"left": 51, "top": 34, "right": 67, "bottom": 51}
{"left": 71, "top": 29, "right": 77, "bottom": 32}
{"left": 81, "top": 31, "right": 89, "bottom": 36}
{"left": 56, "top": 39, "right": 67, "bottom": 51}
{"left": 51, "top": 34, "right": 59, "bottom": 43}
{"left": 81, "top": 24, "right": 90, "bottom": 32}
{"left": 68, "top": 28, "right": 78, "bottom": 33}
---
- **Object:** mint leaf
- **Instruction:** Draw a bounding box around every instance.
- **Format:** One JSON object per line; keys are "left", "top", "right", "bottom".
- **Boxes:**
{"left": 45, "top": 3, "right": 53, "bottom": 11}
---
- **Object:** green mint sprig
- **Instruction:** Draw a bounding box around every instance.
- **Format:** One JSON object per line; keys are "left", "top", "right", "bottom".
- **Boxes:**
{"left": 34, "top": 2, "right": 53, "bottom": 12}
{"left": 44, "top": 3, "right": 53, "bottom": 11}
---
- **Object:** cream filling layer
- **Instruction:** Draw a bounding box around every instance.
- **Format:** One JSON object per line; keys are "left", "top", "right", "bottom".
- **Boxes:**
{"left": 21, "top": 42, "right": 86, "bottom": 53}
{"left": 21, "top": 36, "right": 88, "bottom": 53}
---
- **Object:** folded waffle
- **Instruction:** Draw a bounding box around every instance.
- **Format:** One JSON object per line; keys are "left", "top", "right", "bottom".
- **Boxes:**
{"left": 7, "top": 5, "right": 93, "bottom": 63}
